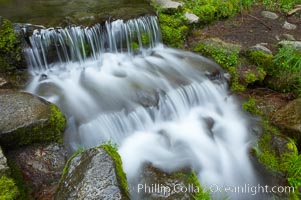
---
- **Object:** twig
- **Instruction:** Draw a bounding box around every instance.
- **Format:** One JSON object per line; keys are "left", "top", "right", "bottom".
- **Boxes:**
{"left": 247, "top": 14, "right": 272, "bottom": 30}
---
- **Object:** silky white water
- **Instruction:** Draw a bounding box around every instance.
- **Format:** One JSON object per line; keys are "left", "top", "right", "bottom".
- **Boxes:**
{"left": 25, "top": 16, "right": 259, "bottom": 199}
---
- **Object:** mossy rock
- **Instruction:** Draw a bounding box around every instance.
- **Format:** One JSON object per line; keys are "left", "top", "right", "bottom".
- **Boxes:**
{"left": 0, "top": 90, "right": 66, "bottom": 148}
{"left": 132, "top": 164, "right": 210, "bottom": 199}
{"left": 273, "top": 98, "right": 301, "bottom": 148}
{"left": 193, "top": 38, "right": 245, "bottom": 91}
{"left": 253, "top": 120, "right": 300, "bottom": 198}
{"left": 0, "top": 16, "right": 25, "bottom": 73}
{"left": 55, "top": 146, "right": 129, "bottom": 200}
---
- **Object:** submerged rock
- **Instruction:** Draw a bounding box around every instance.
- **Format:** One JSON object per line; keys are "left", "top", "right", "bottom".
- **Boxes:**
{"left": 7, "top": 143, "right": 67, "bottom": 199}
{"left": 273, "top": 98, "right": 301, "bottom": 147}
{"left": 0, "top": 146, "right": 9, "bottom": 177}
{"left": 55, "top": 145, "right": 129, "bottom": 200}
{"left": 0, "top": 90, "right": 66, "bottom": 147}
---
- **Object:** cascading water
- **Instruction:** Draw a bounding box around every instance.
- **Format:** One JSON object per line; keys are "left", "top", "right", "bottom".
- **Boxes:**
{"left": 25, "top": 16, "right": 261, "bottom": 199}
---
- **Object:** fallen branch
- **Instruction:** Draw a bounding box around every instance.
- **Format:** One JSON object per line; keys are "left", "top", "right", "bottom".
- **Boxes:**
{"left": 287, "top": 7, "right": 301, "bottom": 16}
{"left": 247, "top": 14, "right": 272, "bottom": 30}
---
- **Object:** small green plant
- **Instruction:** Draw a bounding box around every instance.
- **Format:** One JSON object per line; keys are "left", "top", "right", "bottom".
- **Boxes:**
{"left": 158, "top": 13, "right": 189, "bottom": 48}
{"left": 272, "top": 46, "right": 301, "bottom": 95}
{"left": 0, "top": 176, "right": 19, "bottom": 200}
{"left": 193, "top": 43, "right": 245, "bottom": 91}
{"left": 242, "top": 97, "right": 263, "bottom": 115}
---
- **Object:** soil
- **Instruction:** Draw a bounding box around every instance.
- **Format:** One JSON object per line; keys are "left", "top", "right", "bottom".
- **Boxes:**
{"left": 187, "top": 6, "right": 301, "bottom": 53}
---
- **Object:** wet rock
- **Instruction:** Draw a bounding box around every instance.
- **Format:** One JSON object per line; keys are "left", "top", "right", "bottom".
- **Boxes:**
{"left": 282, "top": 21, "right": 297, "bottom": 30}
{"left": 261, "top": 11, "right": 279, "bottom": 20}
{"left": 7, "top": 143, "right": 67, "bottom": 199}
{"left": 0, "top": 90, "right": 66, "bottom": 148}
{"left": 132, "top": 164, "right": 207, "bottom": 199}
{"left": 282, "top": 34, "right": 295, "bottom": 41}
{"left": 249, "top": 44, "right": 272, "bottom": 54}
{"left": 184, "top": 12, "right": 199, "bottom": 24}
{"left": 151, "top": 0, "right": 184, "bottom": 11}
{"left": 278, "top": 40, "right": 301, "bottom": 51}
{"left": 136, "top": 90, "right": 159, "bottom": 107}
{"left": 273, "top": 98, "right": 301, "bottom": 146}
{"left": 0, "top": 146, "right": 9, "bottom": 177}
{"left": 55, "top": 146, "right": 129, "bottom": 200}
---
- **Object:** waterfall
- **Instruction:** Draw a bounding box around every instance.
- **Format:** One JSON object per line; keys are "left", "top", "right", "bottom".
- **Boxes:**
{"left": 25, "top": 16, "right": 259, "bottom": 199}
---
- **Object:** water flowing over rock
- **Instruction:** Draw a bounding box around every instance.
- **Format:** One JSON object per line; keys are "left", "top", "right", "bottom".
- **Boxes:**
{"left": 55, "top": 147, "right": 129, "bottom": 200}
{"left": 25, "top": 16, "right": 257, "bottom": 199}
{"left": 0, "top": 90, "right": 66, "bottom": 147}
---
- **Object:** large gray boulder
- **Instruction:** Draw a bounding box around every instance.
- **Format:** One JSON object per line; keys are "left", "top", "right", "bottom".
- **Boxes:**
{"left": 55, "top": 146, "right": 129, "bottom": 200}
{"left": 0, "top": 90, "right": 66, "bottom": 147}
{"left": 273, "top": 98, "right": 301, "bottom": 146}
{"left": 7, "top": 143, "right": 67, "bottom": 199}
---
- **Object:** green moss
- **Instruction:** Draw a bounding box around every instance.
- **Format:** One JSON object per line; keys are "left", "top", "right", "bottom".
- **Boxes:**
{"left": 246, "top": 50, "right": 273, "bottom": 70}
{"left": 0, "top": 17, "right": 22, "bottom": 72}
{"left": 101, "top": 143, "right": 129, "bottom": 198}
{"left": 130, "top": 42, "right": 139, "bottom": 51}
{"left": 186, "top": 172, "right": 211, "bottom": 200}
{"left": 60, "top": 146, "right": 84, "bottom": 181}
{"left": 159, "top": 13, "right": 189, "bottom": 48}
{"left": 255, "top": 119, "right": 300, "bottom": 196}
{"left": 0, "top": 176, "right": 19, "bottom": 200}
{"left": 193, "top": 42, "right": 245, "bottom": 91}
{"left": 6, "top": 159, "right": 28, "bottom": 200}
{"left": 242, "top": 97, "right": 263, "bottom": 115}
{"left": 1, "top": 103, "right": 66, "bottom": 148}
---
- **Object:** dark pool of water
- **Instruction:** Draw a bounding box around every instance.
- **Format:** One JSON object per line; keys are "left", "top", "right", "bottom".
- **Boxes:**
{"left": 0, "top": 0, "right": 153, "bottom": 26}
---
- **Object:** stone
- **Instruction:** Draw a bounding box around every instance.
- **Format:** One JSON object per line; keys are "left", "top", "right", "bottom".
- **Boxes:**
{"left": 0, "top": 77, "right": 7, "bottom": 87}
{"left": 151, "top": 0, "right": 184, "bottom": 10}
{"left": 261, "top": 11, "right": 279, "bottom": 20}
{"left": 55, "top": 146, "right": 129, "bottom": 200}
{"left": 249, "top": 44, "right": 272, "bottom": 54}
{"left": 184, "top": 12, "right": 199, "bottom": 24}
{"left": 278, "top": 40, "right": 301, "bottom": 51}
{"left": 283, "top": 34, "right": 295, "bottom": 41}
{"left": 7, "top": 143, "right": 67, "bottom": 199}
{"left": 131, "top": 164, "right": 208, "bottom": 199}
{"left": 0, "top": 146, "right": 9, "bottom": 177}
{"left": 273, "top": 98, "right": 301, "bottom": 146}
{"left": 0, "top": 90, "right": 66, "bottom": 148}
{"left": 282, "top": 21, "right": 297, "bottom": 30}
